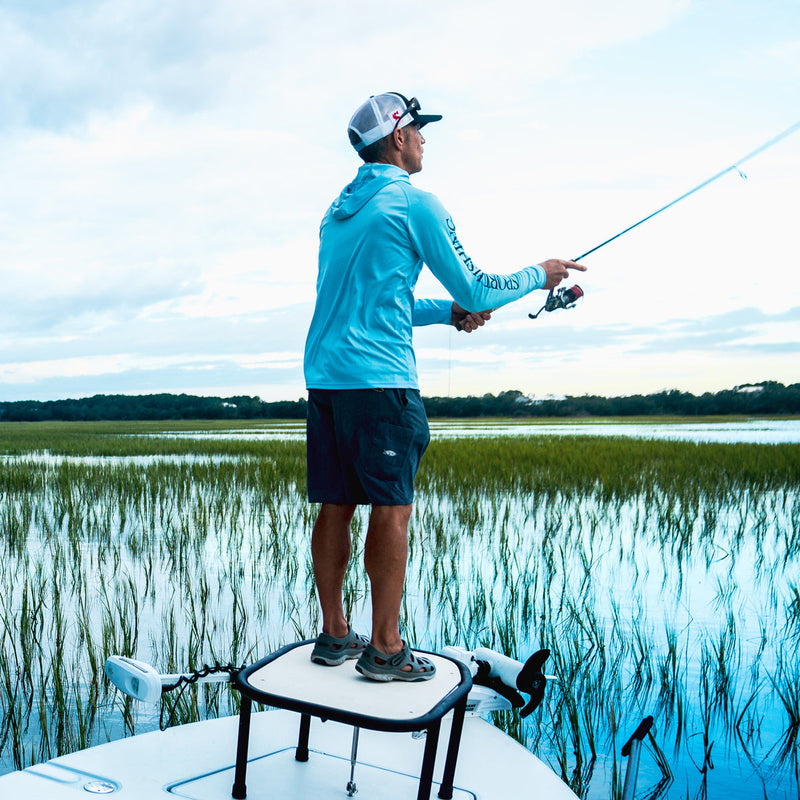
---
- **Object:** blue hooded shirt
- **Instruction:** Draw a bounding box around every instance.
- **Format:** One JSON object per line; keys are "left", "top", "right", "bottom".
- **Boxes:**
{"left": 303, "top": 163, "right": 546, "bottom": 389}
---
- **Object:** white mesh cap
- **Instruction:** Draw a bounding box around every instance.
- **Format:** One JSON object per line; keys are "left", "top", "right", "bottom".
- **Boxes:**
{"left": 347, "top": 92, "right": 442, "bottom": 152}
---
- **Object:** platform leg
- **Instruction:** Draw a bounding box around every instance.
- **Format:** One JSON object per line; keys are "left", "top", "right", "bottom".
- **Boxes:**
{"left": 296, "top": 713, "right": 311, "bottom": 762}
{"left": 346, "top": 726, "right": 360, "bottom": 796}
{"left": 232, "top": 696, "right": 252, "bottom": 799}
{"left": 438, "top": 697, "right": 467, "bottom": 799}
{"left": 417, "top": 719, "right": 441, "bottom": 800}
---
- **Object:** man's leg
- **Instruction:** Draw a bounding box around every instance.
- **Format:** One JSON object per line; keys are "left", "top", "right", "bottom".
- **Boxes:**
{"left": 364, "top": 503, "right": 412, "bottom": 655}
{"left": 312, "top": 502, "right": 357, "bottom": 638}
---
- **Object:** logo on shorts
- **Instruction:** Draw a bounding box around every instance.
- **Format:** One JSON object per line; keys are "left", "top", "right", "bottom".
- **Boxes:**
{"left": 382, "top": 449, "right": 397, "bottom": 457}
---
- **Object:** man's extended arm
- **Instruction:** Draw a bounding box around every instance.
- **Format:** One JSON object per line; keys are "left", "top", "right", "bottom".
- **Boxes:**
{"left": 407, "top": 188, "right": 584, "bottom": 314}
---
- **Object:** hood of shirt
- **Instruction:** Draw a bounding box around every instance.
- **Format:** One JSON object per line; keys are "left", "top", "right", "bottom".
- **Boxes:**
{"left": 330, "top": 163, "right": 410, "bottom": 220}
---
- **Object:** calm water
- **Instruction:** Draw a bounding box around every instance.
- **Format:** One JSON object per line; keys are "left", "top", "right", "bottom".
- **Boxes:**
{"left": 139, "top": 418, "right": 800, "bottom": 444}
{"left": 0, "top": 420, "right": 797, "bottom": 799}
{"left": 430, "top": 418, "right": 800, "bottom": 443}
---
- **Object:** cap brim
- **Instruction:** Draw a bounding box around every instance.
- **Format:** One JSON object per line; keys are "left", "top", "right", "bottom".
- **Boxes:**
{"left": 417, "top": 113, "right": 442, "bottom": 129}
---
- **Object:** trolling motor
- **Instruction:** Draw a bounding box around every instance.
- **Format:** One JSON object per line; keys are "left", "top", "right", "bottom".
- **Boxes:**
{"left": 529, "top": 285, "right": 583, "bottom": 320}
{"left": 105, "top": 655, "right": 238, "bottom": 703}
{"left": 105, "top": 655, "right": 241, "bottom": 729}
{"left": 441, "top": 646, "right": 553, "bottom": 716}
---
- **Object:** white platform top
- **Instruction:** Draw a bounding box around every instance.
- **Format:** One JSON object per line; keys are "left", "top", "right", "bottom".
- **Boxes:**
{"left": 243, "top": 643, "right": 465, "bottom": 723}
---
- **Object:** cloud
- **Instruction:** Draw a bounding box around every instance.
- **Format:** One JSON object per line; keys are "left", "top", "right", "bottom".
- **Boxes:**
{"left": 0, "top": 356, "right": 306, "bottom": 402}
{"left": 0, "top": 299, "right": 313, "bottom": 391}
{"left": 1, "top": 0, "right": 693, "bottom": 133}
{"left": 727, "top": 37, "right": 800, "bottom": 82}
{"left": 631, "top": 306, "right": 800, "bottom": 354}
{"left": 415, "top": 303, "right": 800, "bottom": 398}
{"left": 0, "top": 104, "right": 327, "bottom": 345}
{"left": 0, "top": 299, "right": 312, "bottom": 402}
{"left": 0, "top": 1, "right": 240, "bottom": 131}
{"left": 0, "top": 0, "right": 796, "bottom": 405}
{"left": 414, "top": 304, "right": 800, "bottom": 362}
{"left": 0, "top": 274, "right": 199, "bottom": 337}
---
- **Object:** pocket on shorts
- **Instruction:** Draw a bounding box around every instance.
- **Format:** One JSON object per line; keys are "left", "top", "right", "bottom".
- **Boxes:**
{"left": 356, "top": 420, "right": 415, "bottom": 482}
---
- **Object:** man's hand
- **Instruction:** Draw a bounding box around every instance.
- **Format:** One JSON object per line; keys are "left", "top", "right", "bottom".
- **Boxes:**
{"left": 451, "top": 302, "right": 492, "bottom": 332}
{"left": 539, "top": 259, "right": 587, "bottom": 290}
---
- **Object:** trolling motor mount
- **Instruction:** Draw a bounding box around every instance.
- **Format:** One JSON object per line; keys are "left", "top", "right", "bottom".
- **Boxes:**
{"left": 529, "top": 285, "right": 583, "bottom": 319}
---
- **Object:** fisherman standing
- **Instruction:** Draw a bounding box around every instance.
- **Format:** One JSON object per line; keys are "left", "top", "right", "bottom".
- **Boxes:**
{"left": 304, "top": 92, "right": 585, "bottom": 681}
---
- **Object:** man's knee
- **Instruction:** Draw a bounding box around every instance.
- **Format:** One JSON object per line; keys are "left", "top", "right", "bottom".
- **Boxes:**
{"left": 369, "top": 504, "right": 413, "bottom": 530}
{"left": 318, "top": 503, "right": 357, "bottom": 525}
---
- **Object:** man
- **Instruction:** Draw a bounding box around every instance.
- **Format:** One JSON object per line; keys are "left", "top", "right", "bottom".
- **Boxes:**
{"left": 304, "top": 92, "right": 585, "bottom": 682}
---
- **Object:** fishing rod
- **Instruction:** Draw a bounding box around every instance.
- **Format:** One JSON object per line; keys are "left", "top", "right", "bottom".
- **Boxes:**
{"left": 529, "top": 118, "right": 800, "bottom": 320}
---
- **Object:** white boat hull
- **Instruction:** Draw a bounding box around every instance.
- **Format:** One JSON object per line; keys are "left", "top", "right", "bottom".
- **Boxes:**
{"left": 0, "top": 708, "right": 578, "bottom": 799}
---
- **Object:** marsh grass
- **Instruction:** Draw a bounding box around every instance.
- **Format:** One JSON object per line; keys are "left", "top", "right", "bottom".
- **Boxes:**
{"left": 0, "top": 421, "right": 798, "bottom": 798}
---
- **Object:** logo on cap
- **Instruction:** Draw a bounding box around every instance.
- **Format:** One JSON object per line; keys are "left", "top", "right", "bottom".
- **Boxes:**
{"left": 392, "top": 110, "right": 401, "bottom": 120}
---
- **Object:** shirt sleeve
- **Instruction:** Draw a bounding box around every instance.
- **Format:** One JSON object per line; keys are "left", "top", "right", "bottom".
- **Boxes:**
{"left": 412, "top": 297, "right": 452, "bottom": 326}
{"left": 405, "top": 188, "right": 546, "bottom": 312}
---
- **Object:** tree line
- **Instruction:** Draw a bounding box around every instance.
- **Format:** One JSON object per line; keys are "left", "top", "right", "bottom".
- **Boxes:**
{"left": 1, "top": 382, "right": 798, "bottom": 422}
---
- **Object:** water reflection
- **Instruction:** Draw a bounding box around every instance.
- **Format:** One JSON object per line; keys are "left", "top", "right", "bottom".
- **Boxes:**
{"left": 429, "top": 419, "right": 800, "bottom": 443}
{"left": 0, "top": 453, "right": 254, "bottom": 465}
{"left": 133, "top": 419, "right": 800, "bottom": 445}
{"left": 0, "top": 425, "right": 797, "bottom": 799}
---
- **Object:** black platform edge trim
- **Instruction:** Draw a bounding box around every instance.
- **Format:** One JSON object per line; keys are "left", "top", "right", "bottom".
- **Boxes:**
{"left": 234, "top": 640, "right": 473, "bottom": 733}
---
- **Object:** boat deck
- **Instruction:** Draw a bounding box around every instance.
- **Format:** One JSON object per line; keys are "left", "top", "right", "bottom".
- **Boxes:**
{"left": 0, "top": 709, "right": 578, "bottom": 799}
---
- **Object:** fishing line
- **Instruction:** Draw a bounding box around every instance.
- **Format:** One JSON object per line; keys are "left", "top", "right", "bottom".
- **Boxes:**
{"left": 528, "top": 119, "right": 800, "bottom": 321}
{"left": 572, "top": 118, "right": 800, "bottom": 262}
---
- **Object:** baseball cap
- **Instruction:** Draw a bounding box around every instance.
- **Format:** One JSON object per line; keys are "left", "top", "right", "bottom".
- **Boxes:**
{"left": 347, "top": 92, "right": 442, "bottom": 152}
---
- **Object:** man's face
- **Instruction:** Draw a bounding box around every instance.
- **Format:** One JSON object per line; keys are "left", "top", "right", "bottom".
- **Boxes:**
{"left": 399, "top": 123, "right": 425, "bottom": 175}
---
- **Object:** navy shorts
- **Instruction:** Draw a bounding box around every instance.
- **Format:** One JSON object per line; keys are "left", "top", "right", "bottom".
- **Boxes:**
{"left": 306, "top": 388, "right": 430, "bottom": 506}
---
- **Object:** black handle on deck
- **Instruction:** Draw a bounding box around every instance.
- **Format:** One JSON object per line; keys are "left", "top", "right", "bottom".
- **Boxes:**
{"left": 621, "top": 715, "right": 654, "bottom": 756}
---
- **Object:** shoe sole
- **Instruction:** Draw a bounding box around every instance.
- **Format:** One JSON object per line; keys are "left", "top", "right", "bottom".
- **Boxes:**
{"left": 311, "top": 655, "right": 347, "bottom": 666}
{"left": 311, "top": 650, "right": 365, "bottom": 667}
{"left": 354, "top": 663, "right": 435, "bottom": 682}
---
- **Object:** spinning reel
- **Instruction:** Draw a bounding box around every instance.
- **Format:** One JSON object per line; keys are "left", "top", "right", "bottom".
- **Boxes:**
{"left": 529, "top": 285, "right": 584, "bottom": 320}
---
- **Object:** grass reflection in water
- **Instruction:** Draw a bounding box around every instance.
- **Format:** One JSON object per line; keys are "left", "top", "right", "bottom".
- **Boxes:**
{"left": 0, "top": 421, "right": 798, "bottom": 799}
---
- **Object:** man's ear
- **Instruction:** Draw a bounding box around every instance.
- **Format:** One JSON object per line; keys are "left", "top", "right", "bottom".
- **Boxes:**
{"left": 390, "top": 126, "right": 405, "bottom": 151}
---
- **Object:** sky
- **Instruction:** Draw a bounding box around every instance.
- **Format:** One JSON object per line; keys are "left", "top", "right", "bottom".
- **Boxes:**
{"left": 1, "top": 0, "right": 798, "bottom": 403}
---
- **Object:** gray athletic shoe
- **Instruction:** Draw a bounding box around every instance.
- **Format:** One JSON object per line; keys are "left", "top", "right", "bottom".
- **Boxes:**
{"left": 355, "top": 642, "right": 436, "bottom": 682}
{"left": 310, "top": 628, "right": 369, "bottom": 666}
